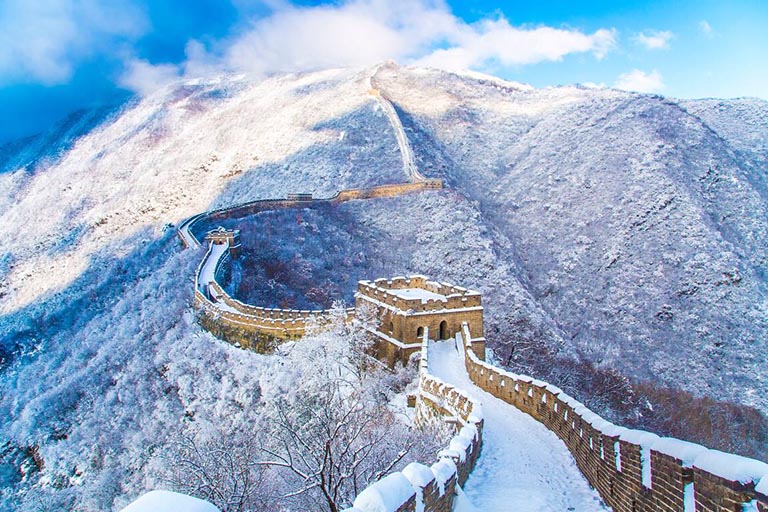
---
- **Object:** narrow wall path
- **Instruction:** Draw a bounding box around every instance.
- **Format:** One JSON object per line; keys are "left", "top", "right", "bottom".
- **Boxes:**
{"left": 198, "top": 243, "right": 228, "bottom": 292}
{"left": 429, "top": 340, "right": 609, "bottom": 512}
{"left": 368, "top": 67, "right": 425, "bottom": 183}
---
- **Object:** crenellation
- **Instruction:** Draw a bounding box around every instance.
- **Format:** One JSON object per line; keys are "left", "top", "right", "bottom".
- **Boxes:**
{"left": 181, "top": 176, "right": 768, "bottom": 512}
{"left": 456, "top": 321, "right": 768, "bottom": 512}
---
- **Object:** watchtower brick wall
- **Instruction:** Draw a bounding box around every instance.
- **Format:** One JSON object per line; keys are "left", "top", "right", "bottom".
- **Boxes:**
{"left": 204, "top": 227, "right": 242, "bottom": 257}
{"left": 355, "top": 275, "right": 486, "bottom": 365}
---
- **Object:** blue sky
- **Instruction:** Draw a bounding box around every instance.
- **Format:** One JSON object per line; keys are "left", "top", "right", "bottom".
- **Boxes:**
{"left": 0, "top": 0, "right": 766, "bottom": 144}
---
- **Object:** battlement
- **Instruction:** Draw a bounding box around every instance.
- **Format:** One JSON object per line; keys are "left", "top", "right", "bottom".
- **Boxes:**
{"left": 356, "top": 275, "right": 484, "bottom": 363}
{"left": 204, "top": 227, "right": 241, "bottom": 256}
{"left": 286, "top": 193, "right": 313, "bottom": 201}
{"left": 357, "top": 275, "right": 482, "bottom": 313}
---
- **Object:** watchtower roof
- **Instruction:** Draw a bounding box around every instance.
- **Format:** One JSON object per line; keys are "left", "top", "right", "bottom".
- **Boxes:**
{"left": 356, "top": 275, "right": 481, "bottom": 313}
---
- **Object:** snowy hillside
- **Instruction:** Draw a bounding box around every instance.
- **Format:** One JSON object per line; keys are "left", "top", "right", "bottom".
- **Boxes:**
{"left": 372, "top": 65, "right": 768, "bottom": 407}
{"left": 1, "top": 63, "right": 767, "bottom": 509}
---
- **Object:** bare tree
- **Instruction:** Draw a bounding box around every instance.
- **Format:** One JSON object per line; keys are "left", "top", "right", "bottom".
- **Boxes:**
{"left": 166, "top": 312, "right": 444, "bottom": 512}
{"left": 259, "top": 376, "right": 415, "bottom": 511}
{"left": 165, "top": 431, "right": 271, "bottom": 512}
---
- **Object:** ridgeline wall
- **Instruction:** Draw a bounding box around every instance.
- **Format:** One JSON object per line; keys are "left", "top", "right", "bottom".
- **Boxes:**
{"left": 175, "top": 71, "right": 768, "bottom": 510}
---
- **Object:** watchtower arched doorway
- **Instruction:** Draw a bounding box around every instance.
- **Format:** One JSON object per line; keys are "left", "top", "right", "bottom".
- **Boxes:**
{"left": 439, "top": 320, "right": 448, "bottom": 340}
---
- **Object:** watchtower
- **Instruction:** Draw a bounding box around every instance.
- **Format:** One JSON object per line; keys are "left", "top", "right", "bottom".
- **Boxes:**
{"left": 204, "top": 227, "right": 242, "bottom": 257}
{"left": 355, "top": 275, "right": 486, "bottom": 365}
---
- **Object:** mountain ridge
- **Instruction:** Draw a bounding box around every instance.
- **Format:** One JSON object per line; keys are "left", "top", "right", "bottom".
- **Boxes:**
{"left": 1, "top": 63, "right": 767, "bottom": 509}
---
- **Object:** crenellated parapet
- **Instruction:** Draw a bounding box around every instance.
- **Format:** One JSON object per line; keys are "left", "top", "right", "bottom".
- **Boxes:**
{"left": 458, "top": 322, "right": 768, "bottom": 512}
{"left": 355, "top": 275, "right": 485, "bottom": 362}
{"left": 357, "top": 276, "right": 482, "bottom": 312}
{"left": 341, "top": 328, "right": 484, "bottom": 512}
{"left": 192, "top": 231, "right": 354, "bottom": 348}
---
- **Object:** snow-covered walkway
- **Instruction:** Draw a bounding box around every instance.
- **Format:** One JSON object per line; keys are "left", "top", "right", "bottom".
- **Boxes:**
{"left": 429, "top": 340, "right": 609, "bottom": 512}
{"left": 197, "top": 242, "right": 228, "bottom": 293}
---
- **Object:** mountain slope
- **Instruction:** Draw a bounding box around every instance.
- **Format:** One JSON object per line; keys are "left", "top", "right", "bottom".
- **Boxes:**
{"left": 1, "top": 64, "right": 767, "bottom": 509}
{"left": 372, "top": 65, "right": 768, "bottom": 408}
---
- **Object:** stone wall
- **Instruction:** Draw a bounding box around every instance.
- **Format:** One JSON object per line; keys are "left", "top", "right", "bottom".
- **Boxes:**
{"left": 355, "top": 276, "right": 485, "bottom": 355}
{"left": 341, "top": 328, "right": 484, "bottom": 512}
{"left": 179, "top": 181, "right": 444, "bottom": 350}
{"left": 458, "top": 322, "right": 768, "bottom": 512}
{"left": 178, "top": 180, "right": 443, "bottom": 249}
{"left": 331, "top": 180, "right": 442, "bottom": 203}
{"left": 193, "top": 240, "right": 354, "bottom": 347}
{"left": 194, "top": 283, "right": 354, "bottom": 348}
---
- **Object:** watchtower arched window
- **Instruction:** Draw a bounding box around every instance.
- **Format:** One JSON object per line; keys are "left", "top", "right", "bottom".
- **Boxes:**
{"left": 388, "top": 321, "right": 394, "bottom": 334}
{"left": 416, "top": 326, "right": 424, "bottom": 339}
{"left": 439, "top": 320, "right": 448, "bottom": 340}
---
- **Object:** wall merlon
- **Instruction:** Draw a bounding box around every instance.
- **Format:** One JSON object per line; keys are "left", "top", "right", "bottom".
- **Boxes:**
{"left": 183, "top": 176, "right": 767, "bottom": 512}
{"left": 457, "top": 322, "right": 768, "bottom": 512}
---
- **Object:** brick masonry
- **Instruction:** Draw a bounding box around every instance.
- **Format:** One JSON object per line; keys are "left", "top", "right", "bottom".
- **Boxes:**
{"left": 180, "top": 183, "right": 768, "bottom": 512}
{"left": 459, "top": 323, "right": 768, "bottom": 512}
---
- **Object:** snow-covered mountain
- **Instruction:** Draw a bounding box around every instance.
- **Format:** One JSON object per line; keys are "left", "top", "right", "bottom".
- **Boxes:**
{"left": 1, "top": 63, "right": 767, "bottom": 509}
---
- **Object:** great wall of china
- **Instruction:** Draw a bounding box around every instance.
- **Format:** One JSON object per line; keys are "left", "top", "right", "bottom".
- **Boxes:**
{"left": 173, "top": 70, "right": 768, "bottom": 512}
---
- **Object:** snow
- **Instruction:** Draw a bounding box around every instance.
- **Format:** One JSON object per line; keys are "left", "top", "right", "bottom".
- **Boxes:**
{"left": 197, "top": 242, "right": 228, "bottom": 291}
{"left": 429, "top": 458, "right": 456, "bottom": 495}
{"left": 683, "top": 482, "right": 695, "bottom": 512}
{"left": 449, "top": 69, "right": 535, "bottom": 93}
{"left": 402, "top": 462, "right": 434, "bottom": 488}
{"left": 756, "top": 474, "right": 768, "bottom": 496}
{"left": 119, "top": 490, "right": 220, "bottom": 512}
{"left": 693, "top": 450, "right": 768, "bottom": 484}
{"left": 3, "top": 62, "right": 768, "bottom": 510}
{"left": 402, "top": 462, "right": 433, "bottom": 512}
{"left": 652, "top": 437, "right": 708, "bottom": 467}
{"left": 448, "top": 435, "right": 472, "bottom": 461}
{"left": 353, "top": 472, "right": 414, "bottom": 512}
{"left": 388, "top": 288, "right": 446, "bottom": 302}
{"left": 452, "top": 485, "right": 479, "bottom": 512}
{"left": 428, "top": 340, "right": 608, "bottom": 511}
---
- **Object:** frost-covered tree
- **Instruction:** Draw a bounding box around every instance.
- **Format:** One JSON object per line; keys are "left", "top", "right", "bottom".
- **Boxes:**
{"left": 166, "top": 311, "right": 442, "bottom": 512}
{"left": 165, "top": 431, "right": 270, "bottom": 512}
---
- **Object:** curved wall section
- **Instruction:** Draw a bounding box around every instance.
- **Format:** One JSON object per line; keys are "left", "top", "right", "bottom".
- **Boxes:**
{"left": 180, "top": 181, "right": 442, "bottom": 350}
{"left": 458, "top": 323, "right": 768, "bottom": 512}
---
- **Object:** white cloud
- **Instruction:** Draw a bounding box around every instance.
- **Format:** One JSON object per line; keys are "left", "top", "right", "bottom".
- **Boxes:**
{"left": 614, "top": 69, "right": 664, "bottom": 93}
{"left": 118, "top": 59, "right": 182, "bottom": 95}
{"left": 633, "top": 30, "right": 673, "bottom": 50}
{"left": 188, "top": 0, "right": 617, "bottom": 85}
{"left": 699, "top": 20, "right": 713, "bottom": 38}
{"left": 414, "top": 21, "right": 615, "bottom": 71}
{"left": 0, "top": 0, "right": 618, "bottom": 95}
{"left": 0, "top": 0, "right": 145, "bottom": 85}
